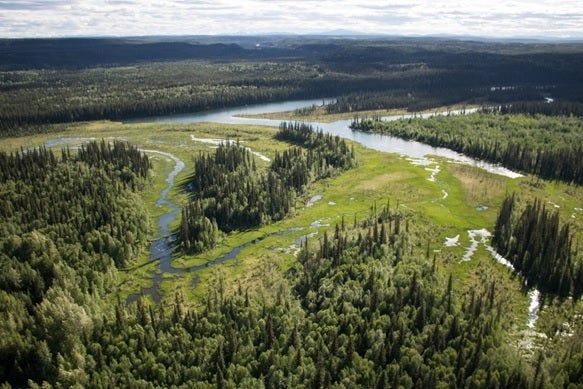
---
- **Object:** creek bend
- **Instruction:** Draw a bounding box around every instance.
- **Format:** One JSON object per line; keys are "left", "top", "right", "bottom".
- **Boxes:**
{"left": 44, "top": 102, "right": 526, "bottom": 306}
{"left": 123, "top": 100, "right": 539, "bottom": 325}
{"left": 122, "top": 100, "right": 527, "bottom": 304}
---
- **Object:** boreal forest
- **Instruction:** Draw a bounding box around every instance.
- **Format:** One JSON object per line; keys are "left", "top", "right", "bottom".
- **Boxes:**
{"left": 1, "top": 36, "right": 583, "bottom": 387}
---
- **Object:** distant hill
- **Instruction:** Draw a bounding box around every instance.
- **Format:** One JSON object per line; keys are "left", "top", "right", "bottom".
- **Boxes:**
{"left": 0, "top": 38, "right": 292, "bottom": 70}
{"left": 3, "top": 36, "right": 583, "bottom": 71}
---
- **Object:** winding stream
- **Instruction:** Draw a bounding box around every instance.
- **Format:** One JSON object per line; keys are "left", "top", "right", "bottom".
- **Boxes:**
{"left": 126, "top": 150, "right": 184, "bottom": 305}
{"left": 45, "top": 101, "right": 530, "bottom": 312}
{"left": 39, "top": 138, "right": 188, "bottom": 304}
{"left": 40, "top": 98, "right": 544, "bottom": 341}
{"left": 125, "top": 100, "right": 529, "bottom": 306}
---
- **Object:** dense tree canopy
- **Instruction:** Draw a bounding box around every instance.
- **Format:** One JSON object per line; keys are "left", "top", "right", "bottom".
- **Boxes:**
{"left": 0, "top": 140, "right": 150, "bottom": 385}
{"left": 179, "top": 123, "right": 356, "bottom": 253}
{"left": 2, "top": 35, "right": 583, "bottom": 387}
{"left": 30, "top": 202, "right": 575, "bottom": 387}
{"left": 492, "top": 194, "right": 583, "bottom": 298}
{"left": 0, "top": 135, "right": 581, "bottom": 387}
{"left": 351, "top": 112, "right": 583, "bottom": 184}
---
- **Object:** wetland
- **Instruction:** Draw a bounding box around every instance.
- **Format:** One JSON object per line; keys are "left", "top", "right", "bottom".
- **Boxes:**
{"left": 2, "top": 36, "right": 583, "bottom": 387}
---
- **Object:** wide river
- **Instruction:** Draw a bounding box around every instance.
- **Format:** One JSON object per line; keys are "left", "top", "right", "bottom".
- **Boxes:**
{"left": 127, "top": 98, "right": 521, "bottom": 178}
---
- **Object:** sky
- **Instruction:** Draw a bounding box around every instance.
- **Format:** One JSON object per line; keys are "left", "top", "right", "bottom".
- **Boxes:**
{"left": 0, "top": 0, "right": 582, "bottom": 39}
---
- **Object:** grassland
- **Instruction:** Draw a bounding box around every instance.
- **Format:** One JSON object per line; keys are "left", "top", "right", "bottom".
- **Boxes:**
{"left": 2, "top": 119, "right": 582, "bottom": 343}
{"left": 236, "top": 103, "right": 476, "bottom": 122}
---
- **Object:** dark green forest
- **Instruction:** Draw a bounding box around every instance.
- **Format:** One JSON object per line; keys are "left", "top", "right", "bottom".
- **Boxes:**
{"left": 78, "top": 206, "right": 528, "bottom": 387}
{"left": 351, "top": 112, "right": 583, "bottom": 184}
{"left": 179, "top": 123, "right": 356, "bottom": 253}
{"left": 0, "top": 136, "right": 582, "bottom": 387}
{"left": 2, "top": 37, "right": 583, "bottom": 135}
{"left": 5, "top": 197, "right": 582, "bottom": 387}
{"left": 492, "top": 194, "right": 583, "bottom": 298}
{"left": 0, "top": 141, "right": 150, "bottom": 385}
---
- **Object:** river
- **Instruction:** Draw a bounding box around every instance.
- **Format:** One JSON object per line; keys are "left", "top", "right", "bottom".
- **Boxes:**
{"left": 126, "top": 99, "right": 521, "bottom": 179}
{"left": 125, "top": 99, "right": 536, "bottom": 312}
{"left": 46, "top": 99, "right": 540, "bottom": 327}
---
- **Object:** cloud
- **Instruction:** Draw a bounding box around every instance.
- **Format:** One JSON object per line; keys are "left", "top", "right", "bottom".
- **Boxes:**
{"left": 0, "top": 0, "right": 70, "bottom": 10}
{"left": 0, "top": 0, "right": 581, "bottom": 38}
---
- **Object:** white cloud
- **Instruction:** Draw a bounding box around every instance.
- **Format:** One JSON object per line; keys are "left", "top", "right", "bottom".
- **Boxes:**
{"left": 0, "top": 0, "right": 581, "bottom": 38}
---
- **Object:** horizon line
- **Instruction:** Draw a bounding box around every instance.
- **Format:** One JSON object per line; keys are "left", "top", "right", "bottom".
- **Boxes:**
{"left": 2, "top": 32, "right": 583, "bottom": 43}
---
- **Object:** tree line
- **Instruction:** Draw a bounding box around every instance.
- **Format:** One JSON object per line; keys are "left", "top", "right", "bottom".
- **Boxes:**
{"left": 492, "top": 194, "right": 583, "bottom": 298}
{"left": 351, "top": 112, "right": 583, "bottom": 185}
{"left": 0, "top": 140, "right": 151, "bottom": 385}
{"left": 179, "top": 123, "right": 356, "bottom": 253}
{"left": 482, "top": 101, "right": 583, "bottom": 117}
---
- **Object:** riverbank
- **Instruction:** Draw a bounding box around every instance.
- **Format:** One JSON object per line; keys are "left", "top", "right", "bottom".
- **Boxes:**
{"left": 235, "top": 103, "right": 477, "bottom": 123}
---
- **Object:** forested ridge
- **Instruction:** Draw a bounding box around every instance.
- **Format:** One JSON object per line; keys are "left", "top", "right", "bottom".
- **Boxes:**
{"left": 0, "top": 140, "right": 151, "bottom": 385}
{"left": 351, "top": 112, "right": 583, "bottom": 184}
{"left": 2, "top": 37, "right": 583, "bottom": 135}
{"left": 179, "top": 123, "right": 356, "bottom": 253}
{"left": 0, "top": 39, "right": 252, "bottom": 70}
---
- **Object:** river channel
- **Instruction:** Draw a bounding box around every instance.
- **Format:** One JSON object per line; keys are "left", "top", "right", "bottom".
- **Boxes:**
{"left": 122, "top": 99, "right": 532, "bottom": 310}
{"left": 128, "top": 99, "right": 521, "bottom": 178}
